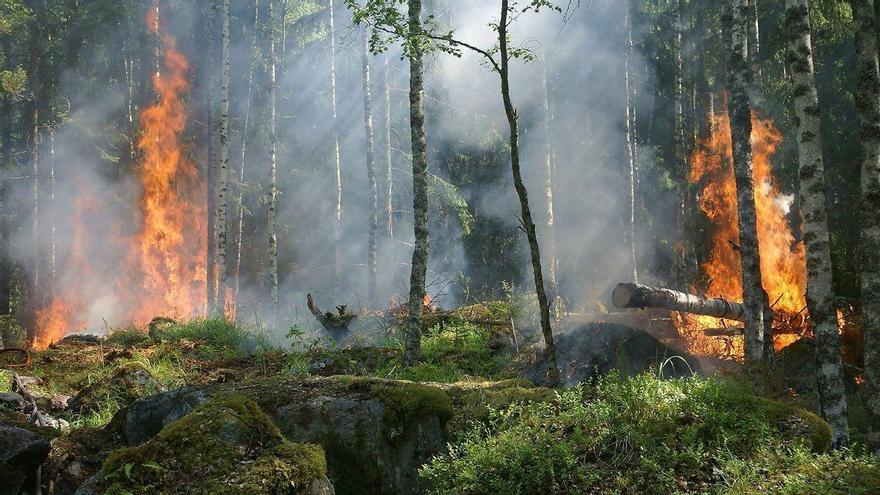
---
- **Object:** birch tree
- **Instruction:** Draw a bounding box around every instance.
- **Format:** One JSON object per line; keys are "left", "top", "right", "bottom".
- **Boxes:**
{"left": 726, "top": 0, "right": 768, "bottom": 362}
{"left": 783, "top": 0, "right": 850, "bottom": 448}
{"left": 541, "top": 56, "right": 561, "bottom": 316}
{"left": 361, "top": 31, "right": 379, "bottom": 308}
{"left": 216, "top": 0, "right": 231, "bottom": 314}
{"left": 624, "top": 2, "right": 638, "bottom": 284}
{"left": 267, "top": 0, "right": 279, "bottom": 307}
{"left": 329, "top": 0, "right": 343, "bottom": 299}
{"left": 850, "top": 0, "right": 880, "bottom": 453}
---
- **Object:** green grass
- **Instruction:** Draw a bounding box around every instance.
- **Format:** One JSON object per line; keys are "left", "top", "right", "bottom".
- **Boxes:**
{"left": 380, "top": 321, "right": 512, "bottom": 382}
{"left": 420, "top": 373, "right": 876, "bottom": 495}
{"left": 149, "top": 317, "right": 273, "bottom": 358}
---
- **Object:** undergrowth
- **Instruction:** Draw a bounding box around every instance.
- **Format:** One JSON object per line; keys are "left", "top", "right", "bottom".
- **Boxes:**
{"left": 420, "top": 373, "right": 879, "bottom": 495}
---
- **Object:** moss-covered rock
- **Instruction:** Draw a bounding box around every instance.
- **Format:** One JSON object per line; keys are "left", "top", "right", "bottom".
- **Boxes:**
{"left": 95, "top": 395, "right": 327, "bottom": 495}
{"left": 67, "top": 362, "right": 166, "bottom": 416}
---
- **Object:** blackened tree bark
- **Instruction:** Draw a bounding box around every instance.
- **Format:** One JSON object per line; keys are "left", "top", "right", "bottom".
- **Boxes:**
{"left": 850, "top": 0, "right": 880, "bottom": 453}
{"left": 403, "top": 0, "right": 429, "bottom": 366}
{"left": 784, "top": 0, "right": 850, "bottom": 448}
{"left": 726, "top": 0, "right": 768, "bottom": 363}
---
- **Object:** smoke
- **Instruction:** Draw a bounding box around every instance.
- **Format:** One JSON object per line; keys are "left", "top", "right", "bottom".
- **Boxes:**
{"left": 6, "top": 0, "right": 659, "bottom": 344}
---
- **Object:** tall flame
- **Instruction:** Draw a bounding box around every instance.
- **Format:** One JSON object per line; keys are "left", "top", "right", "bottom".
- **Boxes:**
{"left": 679, "top": 110, "right": 808, "bottom": 357}
{"left": 33, "top": 9, "right": 205, "bottom": 348}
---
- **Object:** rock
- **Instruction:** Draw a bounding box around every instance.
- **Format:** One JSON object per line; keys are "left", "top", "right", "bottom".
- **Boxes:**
{"left": 67, "top": 363, "right": 167, "bottom": 416}
{"left": 0, "top": 392, "right": 27, "bottom": 412}
{"left": 97, "top": 396, "right": 330, "bottom": 495}
{"left": 49, "top": 394, "right": 71, "bottom": 412}
{"left": 0, "top": 425, "right": 51, "bottom": 495}
{"left": 509, "top": 322, "right": 702, "bottom": 386}
{"left": 14, "top": 375, "right": 44, "bottom": 389}
{"left": 122, "top": 386, "right": 207, "bottom": 445}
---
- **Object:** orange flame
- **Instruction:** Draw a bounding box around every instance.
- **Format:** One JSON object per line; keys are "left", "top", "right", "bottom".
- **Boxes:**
{"left": 679, "top": 110, "right": 808, "bottom": 357}
{"left": 34, "top": 10, "right": 205, "bottom": 348}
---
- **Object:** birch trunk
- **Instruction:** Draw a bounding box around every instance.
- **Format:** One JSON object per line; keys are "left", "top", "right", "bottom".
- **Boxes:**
{"left": 267, "top": 0, "right": 279, "bottom": 307}
{"left": 850, "top": 0, "right": 880, "bottom": 453}
{"left": 726, "top": 0, "right": 767, "bottom": 363}
{"left": 384, "top": 56, "right": 394, "bottom": 242}
{"left": 361, "top": 32, "right": 379, "bottom": 309}
{"left": 499, "top": 0, "right": 559, "bottom": 386}
{"left": 784, "top": 0, "right": 850, "bottom": 447}
{"left": 541, "top": 57, "right": 561, "bottom": 317}
{"left": 233, "top": 0, "right": 261, "bottom": 314}
{"left": 746, "top": 0, "right": 761, "bottom": 85}
{"left": 329, "top": 0, "right": 343, "bottom": 299}
{"left": 48, "top": 127, "right": 55, "bottom": 286}
{"left": 216, "top": 0, "right": 231, "bottom": 314}
{"left": 624, "top": 3, "right": 638, "bottom": 284}
{"left": 404, "top": 0, "right": 429, "bottom": 367}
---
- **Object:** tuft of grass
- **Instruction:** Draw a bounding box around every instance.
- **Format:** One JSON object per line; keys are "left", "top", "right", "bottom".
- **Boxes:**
{"left": 151, "top": 317, "right": 273, "bottom": 358}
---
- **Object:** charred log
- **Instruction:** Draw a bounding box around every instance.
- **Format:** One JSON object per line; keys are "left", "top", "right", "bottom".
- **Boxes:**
{"left": 613, "top": 283, "right": 746, "bottom": 321}
{"left": 307, "top": 294, "right": 356, "bottom": 341}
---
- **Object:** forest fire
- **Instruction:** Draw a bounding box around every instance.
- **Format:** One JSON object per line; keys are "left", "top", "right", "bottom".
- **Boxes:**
{"left": 33, "top": 10, "right": 205, "bottom": 348}
{"left": 678, "top": 111, "right": 808, "bottom": 358}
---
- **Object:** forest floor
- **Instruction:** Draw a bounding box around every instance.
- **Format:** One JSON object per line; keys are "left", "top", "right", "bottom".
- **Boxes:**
{"left": 1, "top": 312, "right": 879, "bottom": 494}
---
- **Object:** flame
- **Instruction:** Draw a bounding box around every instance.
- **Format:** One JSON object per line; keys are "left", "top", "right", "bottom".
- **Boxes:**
{"left": 33, "top": 10, "right": 205, "bottom": 348}
{"left": 679, "top": 110, "right": 808, "bottom": 357}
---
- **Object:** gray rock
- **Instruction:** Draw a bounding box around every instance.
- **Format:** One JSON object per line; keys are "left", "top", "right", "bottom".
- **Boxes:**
{"left": 122, "top": 386, "right": 207, "bottom": 445}
{"left": 0, "top": 425, "right": 51, "bottom": 495}
{"left": 310, "top": 475, "right": 335, "bottom": 494}
{"left": 0, "top": 392, "right": 27, "bottom": 411}
{"left": 512, "top": 322, "right": 702, "bottom": 386}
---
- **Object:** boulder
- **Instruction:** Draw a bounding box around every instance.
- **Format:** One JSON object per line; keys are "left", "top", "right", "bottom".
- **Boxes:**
{"left": 0, "top": 392, "right": 27, "bottom": 412}
{"left": 122, "top": 386, "right": 207, "bottom": 445}
{"left": 94, "top": 395, "right": 330, "bottom": 495}
{"left": 0, "top": 425, "right": 51, "bottom": 495}
{"left": 509, "top": 322, "right": 702, "bottom": 386}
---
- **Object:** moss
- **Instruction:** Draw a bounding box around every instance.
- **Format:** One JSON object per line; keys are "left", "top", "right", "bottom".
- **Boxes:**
{"left": 758, "top": 397, "right": 833, "bottom": 452}
{"left": 98, "top": 394, "right": 325, "bottom": 495}
{"left": 372, "top": 382, "right": 454, "bottom": 429}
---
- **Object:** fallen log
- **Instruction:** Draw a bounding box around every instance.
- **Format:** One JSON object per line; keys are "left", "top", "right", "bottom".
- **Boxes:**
{"left": 612, "top": 283, "right": 745, "bottom": 321}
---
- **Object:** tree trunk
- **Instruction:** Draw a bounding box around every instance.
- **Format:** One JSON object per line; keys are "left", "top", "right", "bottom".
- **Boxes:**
{"left": 612, "top": 282, "right": 746, "bottom": 320}
{"left": 329, "top": 0, "right": 343, "bottom": 299}
{"left": 361, "top": 32, "right": 379, "bottom": 309}
{"left": 851, "top": 0, "right": 880, "bottom": 453}
{"left": 27, "top": 0, "right": 42, "bottom": 348}
{"left": 498, "top": 0, "right": 559, "bottom": 386}
{"left": 233, "top": 0, "right": 261, "bottom": 315}
{"left": 404, "top": 0, "right": 429, "bottom": 367}
{"left": 384, "top": 56, "right": 394, "bottom": 242}
{"left": 784, "top": 0, "right": 850, "bottom": 447}
{"left": 624, "top": 3, "right": 638, "bottom": 284}
{"left": 48, "top": 127, "right": 55, "bottom": 286}
{"left": 267, "top": 0, "right": 279, "bottom": 307}
{"left": 726, "top": 0, "right": 768, "bottom": 363}
{"left": 541, "top": 56, "right": 561, "bottom": 318}
{"left": 205, "top": 0, "right": 218, "bottom": 312}
{"left": 215, "top": 0, "right": 231, "bottom": 314}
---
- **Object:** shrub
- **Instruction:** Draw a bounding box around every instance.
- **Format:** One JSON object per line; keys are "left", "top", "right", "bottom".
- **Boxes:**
{"left": 420, "top": 373, "right": 870, "bottom": 495}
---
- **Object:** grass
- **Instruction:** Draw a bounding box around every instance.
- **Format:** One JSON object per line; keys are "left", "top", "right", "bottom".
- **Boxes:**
{"left": 379, "top": 321, "right": 512, "bottom": 383}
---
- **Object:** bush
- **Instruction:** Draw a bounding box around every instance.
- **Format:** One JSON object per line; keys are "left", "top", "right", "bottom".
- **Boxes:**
{"left": 420, "top": 373, "right": 874, "bottom": 495}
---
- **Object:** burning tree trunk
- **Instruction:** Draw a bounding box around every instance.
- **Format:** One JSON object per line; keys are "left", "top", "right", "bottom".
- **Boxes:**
{"left": 850, "top": 0, "right": 880, "bottom": 453}
{"left": 613, "top": 283, "right": 746, "bottom": 321}
{"left": 267, "top": 0, "right": 279, "bottom": 307}
{"left": 233, "top": 0, "right": 261, "bottom": 313}
{"left": 329, "top": 0, "right": 343, "bottom": 300}
{"left": 404, "top": 0, "right": 429, "bottom": 367}
{"left": 216, "top": 0, "right": 231, "bottom": 313}
{"left": 726, "top": 0, "right": 769, "bottom": 363}
{"left": 783, "top": 0, "right": 850, "bottom": 448}
{"left": 361, "top": 31, "right": 379, "bottom": 309}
